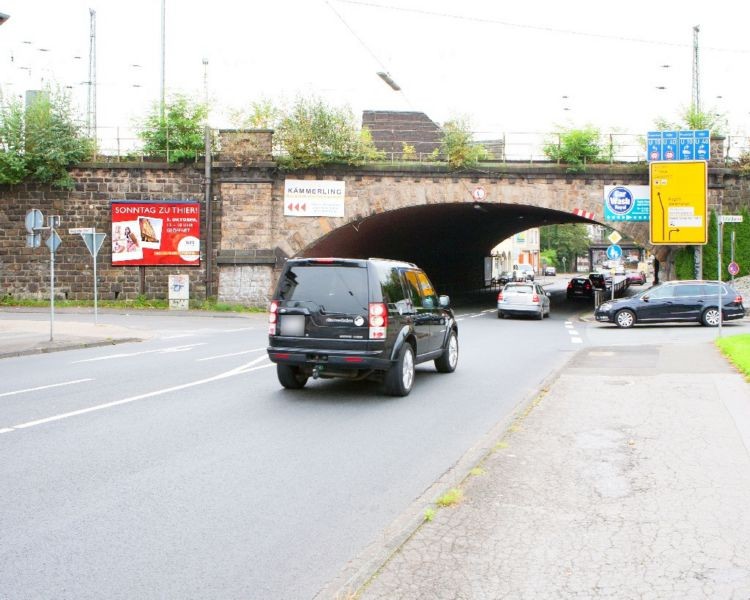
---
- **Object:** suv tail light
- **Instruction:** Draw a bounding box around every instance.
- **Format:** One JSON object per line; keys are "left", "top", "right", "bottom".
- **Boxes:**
{"left": 268, "top": 300, "right": 278, "bottom": 335}
{"left": 369, "top": 302, "right": 387, "bottom": 339}
{"left": 497, "top": 291, "right": 504, "bottom": 301}
{"left": 734, "top": 295, "right": 743, "bottom": 305}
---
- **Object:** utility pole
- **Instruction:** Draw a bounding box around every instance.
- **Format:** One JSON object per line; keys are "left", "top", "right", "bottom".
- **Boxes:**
{"left": 692, "top": 25, "right": 703, "bottom": 279}
{"left": 160, "top": 0, "right": 166, "bottom": 120}
{"left": 87, "top": 9, "right": 97, "bottom": 139}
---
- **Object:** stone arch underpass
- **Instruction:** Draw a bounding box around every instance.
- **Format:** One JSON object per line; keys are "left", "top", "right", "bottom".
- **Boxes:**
{"left": 217, "top": 162, "right": 673, "bottom": 303}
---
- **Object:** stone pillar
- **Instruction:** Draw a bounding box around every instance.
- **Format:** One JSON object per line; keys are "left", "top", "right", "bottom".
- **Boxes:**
{"left": 218, "top": 129, "right": 274, "bottom": 166}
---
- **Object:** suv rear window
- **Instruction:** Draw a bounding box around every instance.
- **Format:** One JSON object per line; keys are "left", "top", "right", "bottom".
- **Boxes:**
{"left": 278, "top": 264, "right": 368, "bottom": 314}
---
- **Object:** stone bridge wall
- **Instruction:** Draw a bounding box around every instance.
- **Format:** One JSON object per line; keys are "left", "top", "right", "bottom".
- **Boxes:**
{"left": 2, "top": 131, "right": 749, "bottom": 306}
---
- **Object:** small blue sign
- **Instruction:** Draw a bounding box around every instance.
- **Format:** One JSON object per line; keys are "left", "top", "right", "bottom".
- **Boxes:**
{"left": 606, "top": 244, "right": 623, "bottom": 261}
{"left": 603, "top": 185, "right": 650, "bottom": 222}
{"left": 647, "top": 131, "right": 662, "bottom": 161}
{"left": 647, "top": 130, "right": 710, "bottom": 162}
{"left": 695, "top": 130, "right": 710, "bottom": 160}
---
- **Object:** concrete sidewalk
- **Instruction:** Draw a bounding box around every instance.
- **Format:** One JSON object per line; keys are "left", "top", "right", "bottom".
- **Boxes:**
{"left": 336, "top": 342, "right": 750, "bottom": 599}
{"left": 0, "top": 309, "right": 153, "bottom": 358}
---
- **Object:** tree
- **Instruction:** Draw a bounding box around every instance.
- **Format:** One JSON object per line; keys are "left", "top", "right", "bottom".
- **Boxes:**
{"left": 0, "top": 87, "right": 94, "bottom": 188}
{"left": 274, "top": 96, "right": 382, "bottom": 169}
{"left": 543, "top": 126, "right": 604, "bottom": 172}
{"left": 439, "top": 117, "right": 487, "bottom": 169}
{"left": 229, "top": 98, "right": 281, "bottom": 129}
{"left": 540, "top": 224, "right": 591, "bottom": 270}
{"left": 654, "top": 105, "right": 727, "bottom": 136}
{"left": 137, "top": 94, "right": 208, "bottom": 162}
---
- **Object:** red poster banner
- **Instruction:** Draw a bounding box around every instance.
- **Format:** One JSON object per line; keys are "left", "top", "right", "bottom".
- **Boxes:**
{"left": 111, "top": 202, "right": 201, "bottom": 266}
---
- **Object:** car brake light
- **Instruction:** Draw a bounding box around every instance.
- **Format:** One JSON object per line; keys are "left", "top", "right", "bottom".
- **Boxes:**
{"left": 369, "top": 302, "right": 387, "bottom": 339}
{"left": 584, "top": 281, "right": 592, "bottom": 290}
{"left": 497, "top": 292, "right": 504, "bottom": 301}
{"left": 532, "top": 293, "right": 540, "bottom": 303}
{"left": 566, "top": 282, "right": 573, "bottom": 290}
{"left": 735, "top": 295, "right": 743, "bottom": 304}
{"left": 268, "top": 300, "right": 278, "bottom": 335}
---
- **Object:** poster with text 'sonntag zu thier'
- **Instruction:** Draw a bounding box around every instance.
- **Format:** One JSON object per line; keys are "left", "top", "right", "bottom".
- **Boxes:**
{"left": 111, "top": 202, "right": 201, "bottom": 266}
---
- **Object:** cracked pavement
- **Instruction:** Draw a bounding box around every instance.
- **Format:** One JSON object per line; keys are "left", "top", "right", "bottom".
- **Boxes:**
{"left": 357, "top": 342, "right": 750, "bottom": 600}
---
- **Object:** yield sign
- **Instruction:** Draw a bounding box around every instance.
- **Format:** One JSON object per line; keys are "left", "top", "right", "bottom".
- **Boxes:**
{"left": 81, "top": 232, "right": 106, "bottom": 257}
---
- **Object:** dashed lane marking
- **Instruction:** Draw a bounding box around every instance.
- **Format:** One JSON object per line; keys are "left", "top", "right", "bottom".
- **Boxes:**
{"left": 0, "top": 378, "right": 94, "bottom": 399}
{"left": 1, "top": 356, "right": 271, "bottom": 434}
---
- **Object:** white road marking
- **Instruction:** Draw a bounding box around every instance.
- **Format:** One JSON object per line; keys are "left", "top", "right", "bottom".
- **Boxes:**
{"left": 2, "top": 355, "right": 271, "bottom": 434}
{"left": 0, "top": 378, "right": 94, "bottom": 399}
{"left": 71, "top": 343, "right": 206, "bottom": 363}
{"left": 571, "top": 338, "right": 583, "bottom": 344}
{"left": 197, "top": 348, "right": 266, "bottom": 361}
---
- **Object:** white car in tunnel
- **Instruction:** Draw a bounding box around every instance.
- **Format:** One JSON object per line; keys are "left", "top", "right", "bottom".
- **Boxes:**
{"left": 497, "top": 282, "right": 551, "bottom": 320}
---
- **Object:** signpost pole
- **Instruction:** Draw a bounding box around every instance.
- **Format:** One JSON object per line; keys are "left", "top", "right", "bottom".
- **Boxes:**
{"left": 93, "top": 241, "right": 99, "bottom": 324}
{"left": 717, "top": 209, "right": 723, "bottom": 337}
{"left": 49, "top": 222, "right": 56, "bottom": 342}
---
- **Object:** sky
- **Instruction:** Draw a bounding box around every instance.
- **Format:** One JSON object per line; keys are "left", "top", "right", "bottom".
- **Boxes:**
{"left": 1, "top": 0, "right": 749, "bottom": 153}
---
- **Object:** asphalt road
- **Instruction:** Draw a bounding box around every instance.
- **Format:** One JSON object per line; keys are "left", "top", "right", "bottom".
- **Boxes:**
{"left": 2, "top": 283, "right": 744, "bottom": 599}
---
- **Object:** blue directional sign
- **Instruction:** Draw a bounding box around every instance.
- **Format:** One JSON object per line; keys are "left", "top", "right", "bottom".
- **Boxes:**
{"left": 647, "top": 130, "right": 710, "bottom": 162}
{"left": 606, "top": 244, "right": 623, "bottom": 261}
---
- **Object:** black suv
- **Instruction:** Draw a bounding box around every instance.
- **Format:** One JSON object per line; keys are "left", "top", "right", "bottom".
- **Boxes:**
{"left": 267, "top": 258, "right": 459, "bottom": 396}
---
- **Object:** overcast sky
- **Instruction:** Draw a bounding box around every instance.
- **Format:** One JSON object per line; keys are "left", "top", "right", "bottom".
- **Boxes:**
{"left": 1, "top": 0, "right": 749, "bottom": 147}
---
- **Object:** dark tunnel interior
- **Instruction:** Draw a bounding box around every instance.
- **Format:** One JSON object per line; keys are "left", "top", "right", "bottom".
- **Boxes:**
{"left": 300, "top": 203, "right": 590, "bottom": 296}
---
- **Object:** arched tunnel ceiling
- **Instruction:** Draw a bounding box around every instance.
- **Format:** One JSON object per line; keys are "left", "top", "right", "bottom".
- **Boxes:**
{"left": 301, "top": 203, "right": 593, "bottom": 293}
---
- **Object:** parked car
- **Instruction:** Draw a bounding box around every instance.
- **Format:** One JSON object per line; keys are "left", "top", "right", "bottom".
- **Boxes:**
{"left": 514, "top": 264, "right": 535, "bottom": 281}
{"left": 498, "top": 282, "right": 550, "bottom": 319}
{"left": 567, "top": 276, "right": 594, "bottom": 299}
{"left": 587, "top": 273, "right": 608, "bottom": 290}
{"left": 626, "top": 270, "right": 647, "bottom": 285}
{"left": 494, "top": 271, "right": 512, "bottom": 286}
{"left": 267, "top": 257, "right": 458, "bottom": 396}
{"left": 594, "top": 280, "right": 746, "bottom": 328}
{"left": 543, "top": 266, "right": 557, "bottom": 276}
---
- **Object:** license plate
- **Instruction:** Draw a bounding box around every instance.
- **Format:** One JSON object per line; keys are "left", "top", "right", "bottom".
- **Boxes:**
{"left": 279, "top": 315, "right": 305, "bottom": 336}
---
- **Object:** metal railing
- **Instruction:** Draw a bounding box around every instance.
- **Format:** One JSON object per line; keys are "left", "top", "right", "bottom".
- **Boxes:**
{"left": 86, "top": 126, "right": 750, "bottom": 166}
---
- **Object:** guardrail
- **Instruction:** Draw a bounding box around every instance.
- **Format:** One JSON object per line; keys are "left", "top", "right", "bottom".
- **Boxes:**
{"left": 594, "top": 276, "right": 629, "bottom": 308}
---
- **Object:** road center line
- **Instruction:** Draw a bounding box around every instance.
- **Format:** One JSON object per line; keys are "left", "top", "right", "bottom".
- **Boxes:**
{"left": 196, "top": 348, "right": 266, "bottom": 362}
{"left": 71, "top": 343, "right": 206, "bottom": 363}
{"left": 0, "top": 378, "right": 94, "bottom": 399}
{"left": 3, "top": 356, "right": 271, "bottom": 434}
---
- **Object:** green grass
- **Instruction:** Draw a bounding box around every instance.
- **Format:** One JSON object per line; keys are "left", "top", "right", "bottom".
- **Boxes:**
{"left": 716, "top": 333, "right": 750, "bottom": 380}
{"left": 0, "top": 294, "right": 264, "bottom": 313}
{"left": 436, "top": 488, "right": 464, "bottom": 508}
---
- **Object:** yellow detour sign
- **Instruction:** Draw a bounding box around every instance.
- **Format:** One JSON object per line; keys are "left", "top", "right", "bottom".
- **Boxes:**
{"left": 650, "top": 160, "right": 707, "bottom": 244}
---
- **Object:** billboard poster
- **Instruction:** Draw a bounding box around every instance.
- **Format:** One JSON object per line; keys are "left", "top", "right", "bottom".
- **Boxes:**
{"left": 603, "top": 185, "right": 650, "bottom": 222}
{"left": 284, "top": 179, "right": 345, "bottom": 217}
{"left": 111, "top": 201, "right": 201, "bottom": 266}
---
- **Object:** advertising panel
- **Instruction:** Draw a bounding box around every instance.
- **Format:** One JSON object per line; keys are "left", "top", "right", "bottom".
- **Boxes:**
{"left": 284, "top": 179, "right": 345, "bottom": 217}
{"left": 603, "top": 185, "right": 650, "bottom": 222}
{"left": 111, "top": 201, "right": 201, "bottom": 266}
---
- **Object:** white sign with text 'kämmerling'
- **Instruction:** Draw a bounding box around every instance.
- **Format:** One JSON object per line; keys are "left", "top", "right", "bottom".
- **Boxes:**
{"left": 284, "top": 180, "right": 345, "bottom": 217}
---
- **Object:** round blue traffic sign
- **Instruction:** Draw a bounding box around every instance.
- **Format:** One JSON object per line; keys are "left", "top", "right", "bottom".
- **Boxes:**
{"left": 606, "top": 187, "right": 634, "bottom": 215}
{"left": 606, "top": 244, "right": 622, "bottom": 261}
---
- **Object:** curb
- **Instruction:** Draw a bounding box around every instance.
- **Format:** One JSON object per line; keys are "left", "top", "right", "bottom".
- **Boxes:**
{"left": 315, "top": 347, "right": 579, "bottom": 600}
{"left": 0, "top": 337, "right": 143, "bottom": 360}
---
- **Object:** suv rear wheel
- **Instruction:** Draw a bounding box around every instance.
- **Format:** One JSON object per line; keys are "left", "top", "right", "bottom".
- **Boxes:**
{"left": 384, "top": 343, "right": 415, "bottom": 397}
{"left": 435, "top": 330, "right": 458, "bottom": 373}
{"left": 277, "top": 364, "right": 309, "bottom": 389}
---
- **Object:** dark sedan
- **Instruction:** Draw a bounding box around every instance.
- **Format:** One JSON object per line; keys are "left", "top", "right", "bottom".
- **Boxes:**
{"left": 566, "top": 277, "right": 594, "bottom": 299}
{"left": 594, "top": 280, "right": 746, "bottom": 328}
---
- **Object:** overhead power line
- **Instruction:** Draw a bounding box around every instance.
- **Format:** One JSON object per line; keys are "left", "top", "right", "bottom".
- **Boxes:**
{"left": 333, "top": 0, "right": 750, "bottom": 54}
